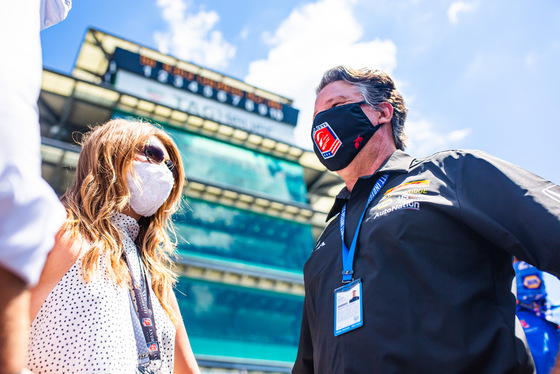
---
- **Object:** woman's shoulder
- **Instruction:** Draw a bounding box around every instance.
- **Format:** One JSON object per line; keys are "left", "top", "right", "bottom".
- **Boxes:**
{"left": 29, "top": 227, "right": 89, "bottom": 321}
{"left": 48, "top": 227, "right": 89, "bottom": 275}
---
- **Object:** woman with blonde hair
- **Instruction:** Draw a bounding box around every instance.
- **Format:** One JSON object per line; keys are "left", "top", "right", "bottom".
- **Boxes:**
{"left": 27, "top": 119, "right": 200, "bottom": 374}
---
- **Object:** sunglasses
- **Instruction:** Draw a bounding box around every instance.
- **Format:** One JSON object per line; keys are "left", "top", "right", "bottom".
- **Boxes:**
{"left": 144, "top": 140, "right": 177, "bottom": 179}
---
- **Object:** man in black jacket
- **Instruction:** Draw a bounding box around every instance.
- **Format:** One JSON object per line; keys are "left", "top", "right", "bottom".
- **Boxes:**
{"left": 293, "top": 66, "right": 560, "bottom": 374}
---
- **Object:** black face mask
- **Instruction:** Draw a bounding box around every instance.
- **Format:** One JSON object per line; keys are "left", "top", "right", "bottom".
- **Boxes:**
{"left": 311, "top": 101, "right": 385, "bottom": 171}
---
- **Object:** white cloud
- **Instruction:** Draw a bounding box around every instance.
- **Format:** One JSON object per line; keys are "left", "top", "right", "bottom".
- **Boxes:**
{"left": 153, "top": 0, "right": 236, "bottom": 70}
{"left": 525, "top": 41, "right": 560, "bottom": 68}
{"left": 524, "top": 51, "right": 538, "bottom": 68}
{"left": 239, "top": 26, "right": 250, "bottom": 40}
{"left": 405, "top": 119, "right": 471, "bottom": 157}
{"left": 244, "top": 0, "right": 397, "bottom": 149}
{"left": 448, "top": 1, "right": 477, "bottom": 25}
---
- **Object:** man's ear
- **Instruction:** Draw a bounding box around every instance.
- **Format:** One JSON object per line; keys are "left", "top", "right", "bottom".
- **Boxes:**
{"left": 377, "top": 102, "right": 394, "bottom": 124}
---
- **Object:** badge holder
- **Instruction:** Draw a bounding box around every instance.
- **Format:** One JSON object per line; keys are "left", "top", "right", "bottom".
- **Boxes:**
{"left": 334, "top": 279, "right": 363, "bottom": 336}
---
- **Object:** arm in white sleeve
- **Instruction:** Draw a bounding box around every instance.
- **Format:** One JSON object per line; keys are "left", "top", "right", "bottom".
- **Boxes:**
{"left": 0, "top": 0, "right": 67, "bottom": 285}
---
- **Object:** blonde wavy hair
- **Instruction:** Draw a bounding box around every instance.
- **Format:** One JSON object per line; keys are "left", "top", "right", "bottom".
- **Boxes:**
{"left": 61, "top": 118, "right": 185, "bottom": 322}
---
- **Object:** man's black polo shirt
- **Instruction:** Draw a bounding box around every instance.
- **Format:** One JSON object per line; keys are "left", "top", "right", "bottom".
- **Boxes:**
{"left": 293, "top": 150, "right": 560, "bottom": 374}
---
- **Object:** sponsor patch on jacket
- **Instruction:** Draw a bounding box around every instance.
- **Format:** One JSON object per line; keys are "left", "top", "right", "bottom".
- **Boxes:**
{"left": 384, "top": 180, "right": 431, "bottom": 196}
{"left": 313, "top": 122, "right": 341, "bottom": 159}
{"left": 523, "top": 275, "right": 542, "bottom": 289}
{"left": 370, "top": 199, "right": 421, "bottom": 220}
{"left": 366, "top": 180, "right": 433, "bottom": 220}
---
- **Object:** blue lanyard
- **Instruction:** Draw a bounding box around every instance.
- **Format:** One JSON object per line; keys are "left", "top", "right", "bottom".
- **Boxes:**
{"left": 340, "top": 173, "right": 389, "bottom": 283}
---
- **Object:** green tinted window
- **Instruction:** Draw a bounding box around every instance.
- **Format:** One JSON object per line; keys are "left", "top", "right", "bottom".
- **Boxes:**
{"left": 176, "top": 278, "right": 303, "bottom": 363}
{"left": 175, "top": 198, "right": 313, "bottom": 272}
{"left": 164, "top": 127, "right": 308, "bottom": 204}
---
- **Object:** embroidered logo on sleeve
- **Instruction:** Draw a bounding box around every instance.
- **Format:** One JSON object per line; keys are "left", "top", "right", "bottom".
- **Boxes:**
{"left": 543, "top": 184, "right": 560, "bottom": 204}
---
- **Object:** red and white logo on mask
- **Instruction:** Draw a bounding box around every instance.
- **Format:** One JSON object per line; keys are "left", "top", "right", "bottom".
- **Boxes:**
{"left": 313, "top": 122, "right": 341, "bottom": 159}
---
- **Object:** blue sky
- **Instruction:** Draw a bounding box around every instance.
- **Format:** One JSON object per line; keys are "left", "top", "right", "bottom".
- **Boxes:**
{"left": 41, "top": 0, "right": 560, "bottom": 184}
{"left": 41, "top": 0, "right": 560, "bottom": 302}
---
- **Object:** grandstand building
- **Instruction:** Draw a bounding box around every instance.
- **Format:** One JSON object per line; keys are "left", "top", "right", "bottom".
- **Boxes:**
{"left": 39, "top": 28, "right": 343, "bottom": 373}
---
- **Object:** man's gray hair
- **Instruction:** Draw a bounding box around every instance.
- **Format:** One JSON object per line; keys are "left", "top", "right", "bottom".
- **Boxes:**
{"left": 316, "top": 66, "right": 408, "bottom": 150}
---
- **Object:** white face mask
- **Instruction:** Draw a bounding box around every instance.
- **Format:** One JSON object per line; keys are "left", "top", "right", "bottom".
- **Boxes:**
{"left": 126, "top": 162, "right": 174, "bottom": 217}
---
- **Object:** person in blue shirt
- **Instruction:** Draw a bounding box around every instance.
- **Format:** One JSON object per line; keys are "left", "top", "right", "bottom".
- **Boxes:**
{"left": 514, "top": 259, "right": 560, "bottom": 374}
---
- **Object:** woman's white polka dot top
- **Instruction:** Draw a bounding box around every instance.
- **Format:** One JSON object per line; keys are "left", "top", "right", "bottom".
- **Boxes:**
{"left": 27, "top": 212, "right": 176, "bottom": 373}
